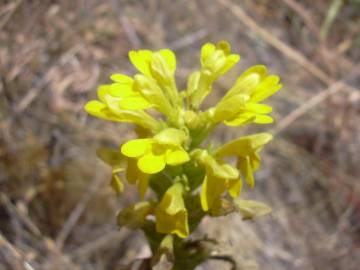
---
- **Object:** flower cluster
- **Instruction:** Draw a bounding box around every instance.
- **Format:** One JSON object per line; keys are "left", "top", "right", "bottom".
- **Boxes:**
{"left": 85, "top": 41, "right": 281, "bottom": 247}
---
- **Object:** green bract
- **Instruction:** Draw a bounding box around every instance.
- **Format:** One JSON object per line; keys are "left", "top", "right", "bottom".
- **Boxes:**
{"left": 85, "top": 41, "right": 281, "bottom": 269}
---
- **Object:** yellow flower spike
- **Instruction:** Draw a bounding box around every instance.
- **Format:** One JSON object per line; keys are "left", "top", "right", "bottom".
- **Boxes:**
{"left": 117, "top": 201, "right": 154, "bottom": 229}
{"left": 214, "top": 133, "right": 272, "bottom": 188}
{"left": 155, "top": 183, "right": 189, "bottom": 238}
{"left": 121, "top": 128, "right": 189, "bottom": 174}
{"left": 86, "top": 42, "right": 280, "bottom": 257}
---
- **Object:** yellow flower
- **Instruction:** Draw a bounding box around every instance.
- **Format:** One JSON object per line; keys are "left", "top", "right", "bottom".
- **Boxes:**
{"left": 129, "top": 49, "right": 179, "bottom": 108}
{"left": 200, "top": 41, "right": 240, "bottom": 80}
{"left": 133, "top": 74, "right": 173, "bottom": 117}
{"left": 195, "top": 150, "right": 242, "bottom": 212}
{"left": 84, "top": 74, "right": 158, "bottom": 131}
{"left": 212, "top": 65, "right": 282, "bottom": 126}
{"left": 188, "top": 41, "right": 240, "bottom": 109}
{"left": 121, "top": 128, "right": 190, "bottom": 174}
{"left": 214, "top": 133, "right": 273, "bottom": 188}
{"left": 154, "top": 183, "right": 189, "bottom": 238}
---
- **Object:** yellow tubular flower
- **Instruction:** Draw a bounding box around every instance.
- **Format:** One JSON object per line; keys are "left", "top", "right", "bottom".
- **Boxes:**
{"left": 212, "top": 65, "right": 282, "bottom": 126}
{"left": 214, "top": 133, "right": 273, "bottom": 188}
{"left": 121, "top": 128, "right": 190, "bottom": 174}
{"left": 189, "top": 41, "right": 240, "bottom": 109}
{"left": 195, "top": 151, "right": 242, "bottom": 212}
{"left": 129, "top": 49, "right": 179, "bottom": 107}
{"left": 84, "top": 75, "right": 159, "bottom": 131}
{"left": 133, "top": 74, "right": 173, "bottom": 117}
{"left": 154, "top": 183, "right": 189, "bottom": 238}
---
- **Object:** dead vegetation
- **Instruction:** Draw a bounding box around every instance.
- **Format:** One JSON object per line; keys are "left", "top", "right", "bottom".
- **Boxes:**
{"left": 0, "top": 0, "right": 360, "bottom": 269}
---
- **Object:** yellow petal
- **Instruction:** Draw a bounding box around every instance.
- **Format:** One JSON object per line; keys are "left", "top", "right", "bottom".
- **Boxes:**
{"left": 121, "top": 139, "right": 152, "bottom": 158}
{"left": 129, "top": 50, "right": 153, "bottom": 76}
{"left": 109, "top": 83, "right": 134, "bottom": 98}
{"left": 97, "top": 84, "right": 111, "bottom": 102}
{"left": 227, "top": 178, "right": 242, "bottom": 198}
{"left": 155, "top": 210, "right": 189, "bottom": 238}
{"left": 166, "top": 149, "right": 190, "bottom": 166}
{"left": 153, "top": 128, "right": 187, "bottom": 146}
{"left": 85, "top": 100, "right": 121, "bottom": 122}
{"left": 224, "top": 114, "right": 255, "bottom": 126}
{"left": 110, "top": 73, "right": 133, "bottom": 84}
{"left": 200, "top": 174, "right": 227, "bottom": 211}
{"left": 158, "top": 49, "right": 176, "bottom": 73}
{"left": 250, "top": 75, "right": 282, "bottom": 103}
{"left": 119, "top": 96, "right": 152, "bottom": 110}
{"left": 138, "top": 153, "right": 166, "bottom": 174}
{"left": 200, "top": 175, "right": 210, "bottom": 211}
{"left": 244, "top": 103, "right": 273, "bottom": 114}
{"left": 218, "top": 54, "right": 240, "bottom": 76}
{"left": 155, "top": 183, "right": 189, "bottom": 238}
{"left": 213, "top": 94, "right": 248, "bottom": 123}
{"left": 254, "top": 114, "right": 274, "bottom": 124}
{"left": 223, "top": 65, "right": 267, "bottom": 100}
{"left": 200, "top": 43, "right": 216, "bottom": 66}
{"left": 133, "top": 74, "right": 173, "bottom": 116}
{"left": 238, "top": 157, "right": 255, "bottom": 188}
{"left": 214, "top": 133, "right": 273, "bottom": 158}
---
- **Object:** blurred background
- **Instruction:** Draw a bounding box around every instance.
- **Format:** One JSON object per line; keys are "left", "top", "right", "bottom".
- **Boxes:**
{"left": 1, "top": 0, "right": 360, "bottom": 269}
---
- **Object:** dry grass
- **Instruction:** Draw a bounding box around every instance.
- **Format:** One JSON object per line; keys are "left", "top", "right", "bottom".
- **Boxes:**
{"left": 1, "top": 0, "right": 360, "bottom": 269}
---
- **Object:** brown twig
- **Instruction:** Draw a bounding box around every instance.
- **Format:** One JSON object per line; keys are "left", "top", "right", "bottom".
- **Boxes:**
{"left": 0, "top": 233, "right": 34, "bottom": 270}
